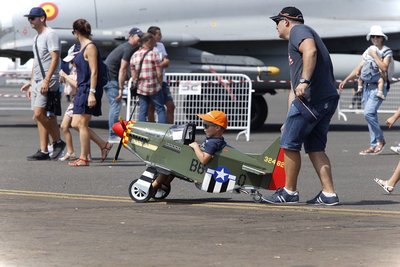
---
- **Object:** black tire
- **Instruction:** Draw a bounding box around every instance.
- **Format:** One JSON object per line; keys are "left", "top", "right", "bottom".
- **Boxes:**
{"left": 251, "top": 95, "right": 268, "bottom": 130}
{"left": 153, "top": 183, "right": 171, "bottom": 200}
{"left": 128, "top": 179, "right": 154, "bottom": 203}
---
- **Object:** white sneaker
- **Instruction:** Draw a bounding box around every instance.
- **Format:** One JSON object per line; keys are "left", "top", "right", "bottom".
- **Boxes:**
{"left": 59, "top": 152, "right": 76, "bottom": 161}
{"left": 390, "top": 146, "right": 400, "bottom": 155}
{"left": 108, "top": 136, "right": 121, "bottom": 144}
{"left": 48, "top": 144, "right": 54, "bottom": 157}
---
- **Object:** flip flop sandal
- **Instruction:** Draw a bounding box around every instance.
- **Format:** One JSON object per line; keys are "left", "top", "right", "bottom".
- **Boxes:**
{"left": 373, "top": 141, "right": 386, "bottom": 154}
{"left": 359, "top": 147, "right": 376, "bottom": 155}
{"left": 68, "top": 158, "right": 90, "bottom": 167}
{"left": 373, "top": 178, "right": 394, "bottom": 194}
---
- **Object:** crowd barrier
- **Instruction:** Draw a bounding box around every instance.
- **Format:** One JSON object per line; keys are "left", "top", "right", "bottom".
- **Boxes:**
{"left": 338, "top": 81, "right": 400, "bottom": 121}
{"left": 126, "top": 73, "right": 253, "bottom": 141}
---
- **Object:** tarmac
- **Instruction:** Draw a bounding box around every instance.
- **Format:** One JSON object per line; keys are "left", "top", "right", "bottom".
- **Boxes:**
{"left": 1, "top": 85, "right": 400, "bottom": 267}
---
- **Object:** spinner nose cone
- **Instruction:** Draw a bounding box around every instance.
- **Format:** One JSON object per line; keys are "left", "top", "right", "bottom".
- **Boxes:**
{"left": 112, "top": 121, "right": 126, "bottom": 138}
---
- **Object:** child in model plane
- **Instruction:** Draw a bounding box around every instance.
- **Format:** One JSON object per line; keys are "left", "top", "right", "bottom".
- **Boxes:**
{"left": 151, "top": 110, "right": 228, "bottom": 192}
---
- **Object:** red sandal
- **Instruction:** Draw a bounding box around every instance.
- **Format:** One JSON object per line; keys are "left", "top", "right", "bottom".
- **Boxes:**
{"left": 101, "top": 142, "right": 113, "bottom": 162}
{"left": 68, "top": 158, "right": 89, "bottom": 167}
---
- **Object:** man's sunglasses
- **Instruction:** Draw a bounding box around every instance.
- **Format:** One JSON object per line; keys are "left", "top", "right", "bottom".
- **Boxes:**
{"left": 370, "top": 35, "right": 383, "bottom": 39}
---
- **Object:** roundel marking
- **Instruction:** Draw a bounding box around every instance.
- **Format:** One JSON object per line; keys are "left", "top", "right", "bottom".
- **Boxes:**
{"left": 40, "top": 2, "right": 59, "bottom": 21}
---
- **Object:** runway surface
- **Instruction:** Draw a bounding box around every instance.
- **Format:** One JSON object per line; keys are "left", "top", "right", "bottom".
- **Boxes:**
{"left": 1, "top": 85, "right": 400, "bottom": 266}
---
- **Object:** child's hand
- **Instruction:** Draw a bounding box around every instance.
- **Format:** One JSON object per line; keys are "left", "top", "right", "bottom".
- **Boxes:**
{"left": 386, "top": 116, "right": 397, "bottom": 128}
{"left": 189, "top": 142, "right": 199, "bottom": 149}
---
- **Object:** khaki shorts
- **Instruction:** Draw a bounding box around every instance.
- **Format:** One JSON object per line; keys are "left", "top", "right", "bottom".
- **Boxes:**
{"left": 31, "top": 80, "right": 48, "bottom": 109}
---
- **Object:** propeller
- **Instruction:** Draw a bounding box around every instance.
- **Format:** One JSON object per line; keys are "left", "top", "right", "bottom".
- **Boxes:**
{"left": 113, "top": 118, "right": 127, "bottom": 162}
{"left": 113, "top": 96, "right": 139, "bottom": 162}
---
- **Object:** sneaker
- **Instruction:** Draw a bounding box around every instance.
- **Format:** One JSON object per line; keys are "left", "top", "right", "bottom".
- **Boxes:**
{"left": 262, "top": 188, "right": 299, "bottom": 204}
{"left": 27, "top": 150, "right": 50, "bottom": 161}
{"left": 390, "top": 146, "right": 400, "bottom": 155}
{"left": 108, "top": 136, "right": 121, "bottom": 144}
{"left": 51, "top": 140, "right": 66, "bottom": 160}
{"left": 47, "top": 144, "right": 54, "bottom": 157}
{"left": 58, "top": 152, "right": 77, "bottom": 161}
{"left": 306, "top": 191, "right": 339, "bottom": 206}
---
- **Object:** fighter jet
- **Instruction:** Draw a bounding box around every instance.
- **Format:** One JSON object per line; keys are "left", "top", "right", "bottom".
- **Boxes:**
{"left": 1, "top": 0, "right": 400, "bottom": 128}
{"left": 112, "top": 120, "right": 285, "bottom": 203}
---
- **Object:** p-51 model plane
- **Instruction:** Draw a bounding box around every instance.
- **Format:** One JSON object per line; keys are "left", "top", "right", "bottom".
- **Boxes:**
{"left": 112, "top": 120, "right": 285, "bottom": 203}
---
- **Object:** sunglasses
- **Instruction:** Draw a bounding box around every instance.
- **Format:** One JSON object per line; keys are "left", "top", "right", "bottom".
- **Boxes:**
{"left": 71, "top": 30, "right": 76, "bottom": 35}
{"left": 28, "top": 17, "right": 38, "bottom": 21}
{"left": 370, "top": 35, "right": 383, "bottom": 39}
{"left": 275, "top": 18, "right": 285, "bottom": 25}
{"left": 203, "top": 122, "right": 217, "bottom": 129}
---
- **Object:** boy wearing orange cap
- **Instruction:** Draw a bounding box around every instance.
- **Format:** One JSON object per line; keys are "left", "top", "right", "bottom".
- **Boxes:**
{"left": 152, "top": 110, "right": 228, "bottom": 193}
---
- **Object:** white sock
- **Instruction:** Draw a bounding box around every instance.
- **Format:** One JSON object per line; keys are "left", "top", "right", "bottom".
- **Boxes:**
{"left": 284, "top": 187, "right": 298, "bottom": 195}
{"left": 322, "top": 191, "right": 336, "bottom": 197}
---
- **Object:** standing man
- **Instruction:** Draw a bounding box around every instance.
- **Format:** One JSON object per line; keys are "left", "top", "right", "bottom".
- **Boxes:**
{"left": 104, "top": 27, "right": 143, "bottom": 143}
{"left": 20, "top": 7, "right": 65, "bottom": 160}
{"left": 130, "top": 33, "right": 166, "bottom": 123}
{"left": 263, "top": 7, "right": 340, "bottom": 205}
{"left": 147, "top": 26, "right": 175, "bottom": 124}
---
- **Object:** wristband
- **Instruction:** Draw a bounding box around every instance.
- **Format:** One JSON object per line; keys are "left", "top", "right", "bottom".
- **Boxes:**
{"left": 89, "top": 88, "right": 96, "bottom": 93}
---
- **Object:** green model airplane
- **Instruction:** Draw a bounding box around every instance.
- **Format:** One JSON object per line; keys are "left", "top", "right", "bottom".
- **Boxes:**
{"left": 112, "top": 120, "right": 285, "bottom": 203}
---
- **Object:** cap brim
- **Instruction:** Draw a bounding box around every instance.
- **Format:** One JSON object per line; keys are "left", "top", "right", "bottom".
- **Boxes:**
{"left": 23, "top": 14, "right": 43, "bottom": 17}
{"left": 63, "top": 52, "right": 79, "bottom": 62}
{"left": 270, "top": 15, "right": 282, "bottom": 22}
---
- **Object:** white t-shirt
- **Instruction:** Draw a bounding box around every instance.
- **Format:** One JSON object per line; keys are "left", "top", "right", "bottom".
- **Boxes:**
{"left": 362, "top": 45, "right": 394, "bottom": 80}
{"left": 153, "top": 42, "right": 168, "bottom": 82}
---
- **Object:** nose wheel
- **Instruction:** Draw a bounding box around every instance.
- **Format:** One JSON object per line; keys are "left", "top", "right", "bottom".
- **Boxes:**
{"left": 129, "top": 179, "right": 154, "bottom": 203}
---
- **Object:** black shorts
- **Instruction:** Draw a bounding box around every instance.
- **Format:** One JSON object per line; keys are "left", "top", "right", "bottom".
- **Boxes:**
{"left": 45, "top": 91, "right": 62, "bottom": 116}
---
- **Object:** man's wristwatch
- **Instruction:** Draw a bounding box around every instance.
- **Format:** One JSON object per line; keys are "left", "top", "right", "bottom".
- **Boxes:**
{"left": 299, "top": 78, "right": 311, "bottom": 85}
{"left": 89, "top": 88, "right": 96, "bottom": 93}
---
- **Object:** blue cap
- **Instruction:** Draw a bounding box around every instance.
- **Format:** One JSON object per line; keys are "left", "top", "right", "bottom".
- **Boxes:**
{"left": 24, "top": 7, "right": 47, "bottom": 18}
{"left": 129, "top": 27, "right": 143, "bottom": 37}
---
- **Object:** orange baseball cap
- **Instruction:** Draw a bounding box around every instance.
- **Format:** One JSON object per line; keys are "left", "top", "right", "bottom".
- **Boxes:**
{"left": 197, "top": 110, "right": 228, "bottom": 129}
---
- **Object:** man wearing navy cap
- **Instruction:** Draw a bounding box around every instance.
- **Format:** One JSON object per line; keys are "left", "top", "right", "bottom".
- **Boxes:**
{"left": 104, "top": 27, "right": 143, "bottom": 143}
{"left": 21, "top": 7, "right": 65, "bottom": 160}
{"left": 263, "top": 7, "right": 340, "bottom": 206}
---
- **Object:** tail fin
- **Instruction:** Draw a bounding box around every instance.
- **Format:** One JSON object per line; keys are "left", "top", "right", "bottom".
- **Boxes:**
{"left": 257, "top": 137, "right": 286, "bottom": 190}
{"left": 268, "top": 148, "right": 286, "bottom": 190}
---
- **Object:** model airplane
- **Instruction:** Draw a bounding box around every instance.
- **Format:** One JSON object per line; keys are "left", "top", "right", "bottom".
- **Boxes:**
{"left": 112, "top": 120, "right": 285, "bottom": 203}
{"left": 1, "top": 0, "right": 400, "bottom": 128}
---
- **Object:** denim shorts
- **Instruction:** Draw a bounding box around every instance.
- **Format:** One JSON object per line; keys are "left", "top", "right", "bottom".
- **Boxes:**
{"left": 280, "top": 97, "right": 338, "bottom": 153}
{"left": 162, "top": 82, "right": 173, "bottom": 102}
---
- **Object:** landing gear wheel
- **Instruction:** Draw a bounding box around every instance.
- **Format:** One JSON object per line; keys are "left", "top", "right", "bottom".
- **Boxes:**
{"left": 129, "top": 179, "right": 154, "bottom": 203}
{"left": 153, "top": 183, "right": 171, "bottom": 200}
{"left": 252, "top": 193, "right": 263, "bottom": 203}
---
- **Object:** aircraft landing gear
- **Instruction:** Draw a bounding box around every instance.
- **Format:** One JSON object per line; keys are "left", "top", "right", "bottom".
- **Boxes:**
{"left": 234, "top": 187, "right": 263, "bottom": 203}
{"left": 252, "top": 191, "right": 263, "bottom": 203}
{"left": 129, "top": 178, "right": 154, "bottom": 203}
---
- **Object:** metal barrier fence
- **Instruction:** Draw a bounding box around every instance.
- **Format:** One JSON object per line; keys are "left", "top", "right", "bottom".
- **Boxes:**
{"left": 338, "top": 81, "right": 400, "bottom": 121}
{"left": 126, "top": 73, "right": 252, "bottom": 141}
